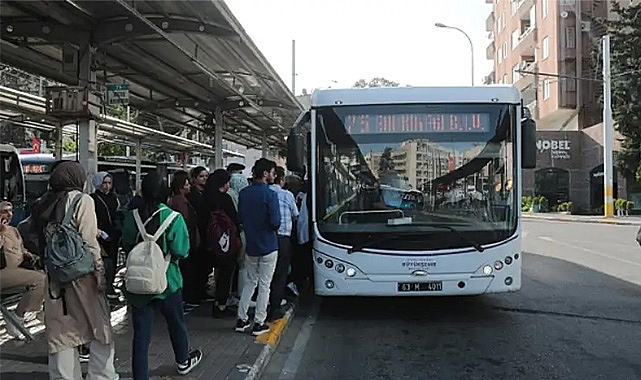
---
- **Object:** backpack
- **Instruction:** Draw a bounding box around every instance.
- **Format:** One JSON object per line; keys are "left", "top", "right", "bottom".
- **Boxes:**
{"left": 205, "top": 209, "right": 241, "bottom": 261}
{"left": 43, "top": 194, "right": 96, "bottom": 284}
{"left": 125, "top": 208, "right": 178, "bottom": 295}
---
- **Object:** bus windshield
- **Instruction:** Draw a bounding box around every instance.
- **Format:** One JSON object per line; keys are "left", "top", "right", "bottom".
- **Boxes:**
{"left": 315, "top": 103, "right": 518, "bottom": 251}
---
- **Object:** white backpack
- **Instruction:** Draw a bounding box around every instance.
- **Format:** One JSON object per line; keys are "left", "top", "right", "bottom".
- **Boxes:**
{"left": 125, "top": 208, "right": 179, "bottom": 295}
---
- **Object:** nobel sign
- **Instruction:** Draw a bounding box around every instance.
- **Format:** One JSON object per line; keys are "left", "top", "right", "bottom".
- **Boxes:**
{"left": 537, "top": 139, "right": 571, "bottom": 159}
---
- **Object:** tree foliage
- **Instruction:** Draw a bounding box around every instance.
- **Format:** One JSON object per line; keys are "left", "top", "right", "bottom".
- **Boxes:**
{"left": 378, "top": 147, "right": 395, "bottom": 173}
{"left": 608, "top": 1, "right": 641, "bottom": 180}
{"left": 353, "top": 77, "right": 400, "bottom": 88}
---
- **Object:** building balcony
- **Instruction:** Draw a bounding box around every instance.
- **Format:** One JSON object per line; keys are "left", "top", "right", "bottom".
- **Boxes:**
{"left": 486, "top": 40, "right": 495, "bottom": 60}
{"left": 514, "top": 27, "right": 537, "bottom": 57}
{"left": 514, "top": 61, "right": 536, "bottom": 89}
{"left": 517, "top": 0, "right": 535, "bottom": 20}
{"left": 486, "top": 12, "right": 495, "bottom": 32}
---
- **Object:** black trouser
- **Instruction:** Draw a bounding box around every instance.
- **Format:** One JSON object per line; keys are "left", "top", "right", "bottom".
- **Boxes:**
{"left": 213, "top": 253, "right": 237, "bottom": 306}
{"left": 269, "top": 236, "right": 292, "bottom": 312}
{"left": 290, "top": 241, "right": 313, "bottom": 289}
{"left": 179, "top": 248, "right": 201, "bottom": 304}
{"left": 102, "top": 242, "right": 119, "bottom": 294}
{"left": 193, "top": 247, "right": 213, "bottom": 302}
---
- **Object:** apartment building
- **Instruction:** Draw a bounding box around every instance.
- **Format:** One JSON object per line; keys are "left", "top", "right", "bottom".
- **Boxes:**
{"left": 485, "top": 0, "right": 640, "bottom": 213}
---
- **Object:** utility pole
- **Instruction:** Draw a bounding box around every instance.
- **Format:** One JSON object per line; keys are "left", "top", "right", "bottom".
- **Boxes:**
{"left": 291, "top": 39, "right": 296, "bottom": 95}
{"left": 602, "top": 35, "right": 614, "bottom": 218}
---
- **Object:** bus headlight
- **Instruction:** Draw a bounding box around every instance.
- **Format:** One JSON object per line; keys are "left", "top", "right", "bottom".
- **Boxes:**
{"left": 346, "top": 268, "right": 356, "bottom": 277}
{"left": 324, "top": 260, "right": 334, "bottom": 269}
{"left": 494, "top": 261, "right": 504, "bottom": 270}
{"left": 483, "top": 265, "right": 493, "bottom": 275}
{"left": 504, "top": 256, "right": 513, "bottom": 265}
{"left": 335, "top": 264, "right": 345, "bottom": 273}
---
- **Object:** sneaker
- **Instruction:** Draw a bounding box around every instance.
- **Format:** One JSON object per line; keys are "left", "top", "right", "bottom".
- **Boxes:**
{"left": 234, "top": 319, "right": 251, "bottom": 333}
{"left": 4, "top": 321, "right": 26, "bottom": 340}
{"left": 287, "top": 282, "right": 300, "bottom": 296}
{"left": 252, "top": 323, "right": 270, "bottom": 336}
{"left": 78, "top": 345, "right": 90, "bottom": 363}
{"left": 176, "top": 349, "right": 202, "bottom": 375}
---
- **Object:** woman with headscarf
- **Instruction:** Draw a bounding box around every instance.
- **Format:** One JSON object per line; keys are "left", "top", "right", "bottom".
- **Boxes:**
{"left": 30, "top": 161, "right": 118, "bottom": 380}
{"left": 198, "top": 169, "right": 240, "bottom": 317}
{"left": 90, "top": 172, "right": 121, "bottom": 300}
{"left": 121, "top": 171, "right": 202, "bottom": 379}
{"left": 168, "top": 170, "right": 201, "bottom": 309}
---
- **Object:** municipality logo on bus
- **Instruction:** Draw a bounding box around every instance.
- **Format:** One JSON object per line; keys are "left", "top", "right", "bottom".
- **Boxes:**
{"left": 402, "top": 259, "right": 437, "bottom": 268}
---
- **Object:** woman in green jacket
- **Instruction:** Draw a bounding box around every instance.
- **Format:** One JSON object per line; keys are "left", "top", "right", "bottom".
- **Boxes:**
{"left": 121, "top": 172, "right": 202, "bottom": 379}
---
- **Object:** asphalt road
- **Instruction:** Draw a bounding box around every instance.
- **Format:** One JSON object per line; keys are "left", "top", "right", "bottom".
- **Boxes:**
{"left": 262, "top": 220, "right": 641, "bottom": 380}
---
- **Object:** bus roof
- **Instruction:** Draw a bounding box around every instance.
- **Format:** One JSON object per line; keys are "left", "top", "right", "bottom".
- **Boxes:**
{"left": 310, "top": 85, "right": 522, "bottom": 108}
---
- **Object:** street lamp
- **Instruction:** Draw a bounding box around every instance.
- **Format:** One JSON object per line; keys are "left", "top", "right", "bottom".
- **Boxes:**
{"left": 435, "top": 23, "right": 475, "bottom": 86}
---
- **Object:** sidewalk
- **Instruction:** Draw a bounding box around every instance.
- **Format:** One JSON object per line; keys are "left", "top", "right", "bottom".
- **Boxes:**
{"left": 0, "top": 297, "right": 295, "bottom": 380}
{"left": 522, "top": 212, "right": 641, "bottom": 225}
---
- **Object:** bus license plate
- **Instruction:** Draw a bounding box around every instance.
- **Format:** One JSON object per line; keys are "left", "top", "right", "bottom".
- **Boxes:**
{"left": 397, "top": 281, "right": 443, "bottom": 292}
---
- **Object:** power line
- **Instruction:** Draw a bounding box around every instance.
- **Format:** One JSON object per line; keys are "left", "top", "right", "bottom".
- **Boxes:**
{"left": 516, "top": 69, "right": 641, "bottom": 83}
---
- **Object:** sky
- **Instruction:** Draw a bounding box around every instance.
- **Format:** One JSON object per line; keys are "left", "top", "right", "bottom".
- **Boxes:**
{"left": 225, "top": 0, "right": 494, "bottom": 94}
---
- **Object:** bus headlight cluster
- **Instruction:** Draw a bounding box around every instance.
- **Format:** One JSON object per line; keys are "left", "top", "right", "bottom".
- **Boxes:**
{"left": 316, "top": 255, "right": 358, "bottom": 277}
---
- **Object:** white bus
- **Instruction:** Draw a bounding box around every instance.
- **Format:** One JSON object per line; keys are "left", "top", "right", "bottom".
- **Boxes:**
{"left": 287, "top": 86, "right": 536, "bottom": 296}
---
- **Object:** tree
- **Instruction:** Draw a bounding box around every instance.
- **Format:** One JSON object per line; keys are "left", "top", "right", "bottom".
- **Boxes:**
{"left": 353, "top": 77, "right": 400, "bottom": 88}
{"left": 608, "top": 1, "right": 641, "bottom": 180}
{"left": 378, "top": 147, "right": 395, "bottom": 173}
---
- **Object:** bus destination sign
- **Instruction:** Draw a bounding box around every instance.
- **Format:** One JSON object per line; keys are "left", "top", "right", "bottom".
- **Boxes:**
{"left": 344, "top": 113, "right": 491, "bottom": 134}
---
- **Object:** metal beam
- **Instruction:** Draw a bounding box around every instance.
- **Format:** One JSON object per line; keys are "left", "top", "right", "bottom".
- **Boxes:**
{"left": 0, "top": 17, "right": 89, "bottom": 45}
{"left": 93, "top": 15, "right": 237, "bottom": 45}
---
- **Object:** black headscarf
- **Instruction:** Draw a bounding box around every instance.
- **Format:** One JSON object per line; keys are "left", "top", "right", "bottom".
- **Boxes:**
{"left": 32, "top": 161, "right": 86, "bottom": 228}
{"left": 135, "top": 171, "right": 169, "bottom": 233}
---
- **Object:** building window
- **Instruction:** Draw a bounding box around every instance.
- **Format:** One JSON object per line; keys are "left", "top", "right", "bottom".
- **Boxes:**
{"left": 513, "top": 64, "right": 521, "bottom": 83}
{"left": 498, "top": 47, "right": 503, "bottom": 64}
{"left": 542, "top": 0, "right": 548, "bottom": 18}
{"left": 565, "top": 27, "right": 576, "bottom": 48}
{"left": 512, "top": 29, "right": 519, "bottom": 49}
{"left": 543, "top": 79, "right": 551, "bottom": 100}
{"left": 503, "top": 41, "right": 508, "bottom": 58}
{"left": 542, "top": 36, "right": 549, "bottom": 59}
{"left": 503, "top": 74, "right": 508, "bottom": 84}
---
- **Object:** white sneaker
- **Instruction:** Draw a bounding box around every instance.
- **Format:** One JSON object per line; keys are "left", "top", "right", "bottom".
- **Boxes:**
{"left": 287, "top": 282, "right": 300, "bottom": 296}
{"left": 4, "top": 320, "right": 26, "bottom": 340}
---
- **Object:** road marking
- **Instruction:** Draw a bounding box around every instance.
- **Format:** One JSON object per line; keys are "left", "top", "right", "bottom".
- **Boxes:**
{"left": 536, "top": 235, "right": 641, "bottom": 268}
{"left": 278, "top": 301, "right": 320, "bottom": 380}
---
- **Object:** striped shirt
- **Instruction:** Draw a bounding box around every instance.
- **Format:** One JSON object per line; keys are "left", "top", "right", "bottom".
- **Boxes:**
{"left": 269, "top": 184, "right": 299, "bottom": 237}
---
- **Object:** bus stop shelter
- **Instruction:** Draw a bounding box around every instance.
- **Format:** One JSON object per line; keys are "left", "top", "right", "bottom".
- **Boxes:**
{"left": 0, "top": 0, "right": 302, "bottom": 176}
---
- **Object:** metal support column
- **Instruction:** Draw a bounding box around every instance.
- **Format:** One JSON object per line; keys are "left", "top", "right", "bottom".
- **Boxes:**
{"left": 77, "top": 43, "right": 98, "bottom": 188}
{"left": 261, "top": 130, "right": 268, "bottom": 158}
{"left": 54, "top": 122, "right": 63, "bottom": 160}
{"left": 602, "top": 35, "right": 614, "bottom": 218}
{"left": 135, "top": 139, "right": 142, "bottom": 193}
{"left": 214, "top": 106, "right": 223, "bottom": 169}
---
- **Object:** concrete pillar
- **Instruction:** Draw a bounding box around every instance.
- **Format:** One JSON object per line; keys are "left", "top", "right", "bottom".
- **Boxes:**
{"left": 135, "top": 139, "right": 142, "bottom": 193}
{"left": 54, "top": 122, "right": 63, "bottom": 160}
{"left": 77, "top": 43, "right": 98, "bottom": 189}
{"left": 214, "top": 106, "right": 224, "bottom": 169}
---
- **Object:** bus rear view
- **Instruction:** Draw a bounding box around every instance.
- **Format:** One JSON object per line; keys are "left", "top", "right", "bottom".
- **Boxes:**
{"left": 288, "top": 86, "right": 537, "bottom": 296}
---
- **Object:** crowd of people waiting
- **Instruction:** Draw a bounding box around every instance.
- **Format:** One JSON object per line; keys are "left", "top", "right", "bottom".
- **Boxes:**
{"left": 0, "top": 157, "right": 312, "bottom": 380}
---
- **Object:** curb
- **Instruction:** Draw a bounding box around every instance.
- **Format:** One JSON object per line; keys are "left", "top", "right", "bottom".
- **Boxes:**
{"left": 243, "top": 306, "right": 295, "bottom": 380}
{"left": 522, "top": 214, "right": 641, "bottom": 226}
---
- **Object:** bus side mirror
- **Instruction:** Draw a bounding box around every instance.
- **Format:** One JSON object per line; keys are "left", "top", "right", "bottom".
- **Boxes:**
{"left": 287, "top": 110, "right": 310, "bottom": 173}
{"left": 521, "top": 118, "right": 536, "bottom": 169}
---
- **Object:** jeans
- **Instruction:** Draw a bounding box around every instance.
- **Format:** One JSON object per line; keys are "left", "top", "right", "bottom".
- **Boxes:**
{"left": 269, "top": 237, "right": 292, "bottom": 313}
{"left": 131, "top": 290, "right": 189, "bottom": 380}
{"left": 237, "top": 251, "right": 278, "bottom": 325}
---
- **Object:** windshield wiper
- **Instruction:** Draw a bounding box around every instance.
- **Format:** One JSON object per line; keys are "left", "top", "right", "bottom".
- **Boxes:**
{"left": 387, "top": 222, "right": 485, "bottom": 253}
{"left": 347, "top": 232, "right": 429, "bottom": 254}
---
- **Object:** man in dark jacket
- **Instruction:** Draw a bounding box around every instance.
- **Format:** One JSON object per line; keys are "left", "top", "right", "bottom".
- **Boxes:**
{"left": 235, "top": 158, "right": 280, "bottom": 336}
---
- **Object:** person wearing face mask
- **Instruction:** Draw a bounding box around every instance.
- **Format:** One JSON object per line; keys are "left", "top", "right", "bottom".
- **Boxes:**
{"left": 90, "top": 172, "right": 121, "bottom": 300}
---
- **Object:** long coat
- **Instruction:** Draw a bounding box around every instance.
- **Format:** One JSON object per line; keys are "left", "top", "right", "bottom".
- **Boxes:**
{"left": 44, "top": 190, "right": 113, "bottom": 354}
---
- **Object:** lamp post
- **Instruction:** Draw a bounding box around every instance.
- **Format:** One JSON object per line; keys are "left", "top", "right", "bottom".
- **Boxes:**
{"left": 435, "top": 23, "right": 475, "bottom": 86}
